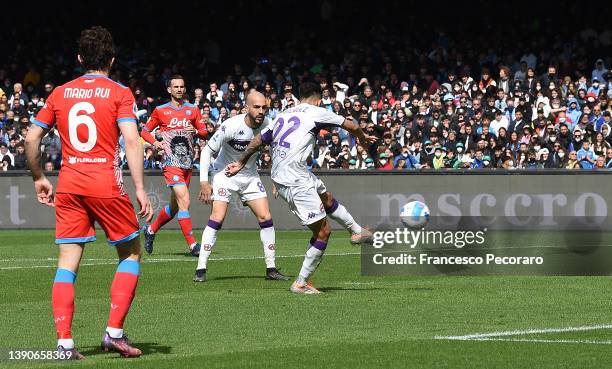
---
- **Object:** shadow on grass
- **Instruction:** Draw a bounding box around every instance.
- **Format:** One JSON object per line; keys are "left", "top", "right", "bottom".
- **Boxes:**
{"left": 79, "top": 342, "right": 172, "bottom": 357}
{"left": 209, "top": 275, "right": 266, "bottom": 281}
{"left": 167, "top": 252, "right": 198, "bottom": 257}
{"left": 317, "top": 287, "right": 379, "bottom": 292}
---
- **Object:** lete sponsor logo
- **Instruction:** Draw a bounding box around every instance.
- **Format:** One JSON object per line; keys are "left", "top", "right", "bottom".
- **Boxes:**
{"left": 168, "top": 117, "right": 191, "bottom": 128}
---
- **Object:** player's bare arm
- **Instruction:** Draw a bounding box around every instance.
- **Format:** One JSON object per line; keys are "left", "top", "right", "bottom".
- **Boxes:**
{"left": 341, "top": 118, "right": 377, "bottom": 147}
{"left": 225, "top": 133, "right": 264, "bottom": 177}
{"left": 25, "top": 124, "right": 55, "bottom": 207}
{"left": 120, "top": 121, "right": 153, "bottom": 222}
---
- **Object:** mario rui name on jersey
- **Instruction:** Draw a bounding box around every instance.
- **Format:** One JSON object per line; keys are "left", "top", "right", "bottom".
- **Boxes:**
{"left": 63, "top": 87, "right": 111, "bottom": 99}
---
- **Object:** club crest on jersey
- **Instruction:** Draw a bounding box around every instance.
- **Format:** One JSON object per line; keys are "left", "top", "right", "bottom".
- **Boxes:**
{"left": 218, "top": 188, "right": 227, "bottom": 196}
{"left": 173, "top": 175, "right": 180, "bottom": 182}
{"left": 186, "top": 110, "right": 192, "bottom": 116}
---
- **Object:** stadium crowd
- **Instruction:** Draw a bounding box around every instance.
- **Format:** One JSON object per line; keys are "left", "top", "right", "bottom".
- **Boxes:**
{"left": 1, "top": 21, "right": 611, "bottom": 171}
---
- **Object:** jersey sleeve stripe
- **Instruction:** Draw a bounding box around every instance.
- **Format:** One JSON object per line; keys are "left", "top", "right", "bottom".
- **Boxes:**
{"left": 31, "top": 119, "right": 50, "bottom": 129}
{"left": 117, "top": 117, "right": 137, "bottom": 124}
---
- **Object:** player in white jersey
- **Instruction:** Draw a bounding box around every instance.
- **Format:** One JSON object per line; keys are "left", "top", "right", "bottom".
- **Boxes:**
{"left": 194, "top": 91, "right": 289, "bottom": 282}
{"left": 226, "top": 82, "right": 376, "bottom": 294}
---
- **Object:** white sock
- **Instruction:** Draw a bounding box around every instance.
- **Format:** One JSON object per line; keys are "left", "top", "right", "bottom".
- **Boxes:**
{"left": 57, "top": 338, "right": 74, "bottom": 349}
{"left": 297, "top": 245, "right": 324, "bottom": 284}
{"left": 197, "top": 226, "right": 218, "bottom": 270}
{"left": 260, "top": 226, "right": 276, "bottom": 269}
{"left": 329, "top": 203, "right": 362, "bottom": 235}
{"left": 106, "top": 327, "right": 123, "bottom": 339}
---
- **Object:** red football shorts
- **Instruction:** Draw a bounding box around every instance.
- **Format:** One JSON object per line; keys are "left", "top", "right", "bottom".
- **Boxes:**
{"left": 55, "top": 193, "right": 140, "bottom": 246}
{"left": 163, "top": 167, "right": 192, "bottom": 187}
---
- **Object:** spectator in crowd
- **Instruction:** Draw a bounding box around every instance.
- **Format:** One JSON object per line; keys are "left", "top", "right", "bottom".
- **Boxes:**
{"left": 143, "top": 147, "right": 155, "bottom": 169}
{"left": 0, "top": 155, "right": 12, "bottom": 171}
{"left": 259, "top": 151, "right": 272, "bottom": 169}
{"left": 577, "top": 141, "right": 597, "bottom": 169}
{"left": 606, "top": 148, "right": 612, "bottom": 168}
{"left": 40, "top": 128, "right": 61, "bottom": 168}
{"left": 0, "top": 143, "right": 14, "bottom": 167}
{"left": 592, "top": 60, "right": 608, "bottom": 83}
{"left": 13, "top": 143, "right": 26, "bottom": 169}
{"left": 566, "top": 151, "right": 580, "bottom": 169}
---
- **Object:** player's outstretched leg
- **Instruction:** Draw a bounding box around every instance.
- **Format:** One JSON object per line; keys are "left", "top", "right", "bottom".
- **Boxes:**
{"left": 320, "top": 191, "right": 372, "bottom": 245}
{"left": 173, "top": 186, "right": 200, "bottom": 256}
{"left": 247, "top": 197, "right": 289, "bottom": 280}
{"left": 143, "top": 204, "right": 177, "bottom": 254}
{"left": 101, "top": 238, "right": 142, "bottom": 358}
{"left": 291, "top": 217, "right": 331, "bottom": 294}
{"left": 52, "top": 243, "right": 85, "bottom": 360}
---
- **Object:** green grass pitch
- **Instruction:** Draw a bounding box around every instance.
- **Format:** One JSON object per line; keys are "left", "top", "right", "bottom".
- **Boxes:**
{"left": 2, "top": 230, "right": 612, "bottom": 368}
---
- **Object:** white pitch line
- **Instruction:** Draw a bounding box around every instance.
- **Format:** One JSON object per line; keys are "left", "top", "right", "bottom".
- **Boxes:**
{"left": 467, "top": 338, "right": 612, "bottom": 345}
{"left": 0, "top": 252, "right": 360, "bottom": 271}
{"left": 435, "top": 324, "right": 612, "bottom": 340}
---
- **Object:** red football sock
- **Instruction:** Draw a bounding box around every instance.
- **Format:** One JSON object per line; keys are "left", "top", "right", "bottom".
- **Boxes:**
{"left": 107, "top": 260, "right": 140, "bottom": 329}
{"left": 52, "top": 269, "right": 76, "bottom": 339}
{"left": 177, "top": 211, "right": 196, "bottom": 246}
{"left": 150, "top": 205, "right": 175, "bottom": 233}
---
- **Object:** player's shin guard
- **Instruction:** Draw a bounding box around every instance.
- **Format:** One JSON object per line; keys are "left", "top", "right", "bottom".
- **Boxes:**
{"left": 325, "top": 198, "right": 362, "bottom": 235}
{"left": 107, "top": 259, "right": 140, "bottom": 338}
{"left": 197, "top": 220, "right": 222, "bottom": 270}
{"left": 52, "top": 269, "right": 76, "bottom": 349}
{"left": 177, "top": 211, "right": 197, "bottom": 246}
{"left": 297, "top": 240, "right": 327, "bottom": 284}
{"left": 259, "top": 220, "right": 276, "bottom": 268}
{"left": 150, "top": 205, "right": 175, "bottom": 233}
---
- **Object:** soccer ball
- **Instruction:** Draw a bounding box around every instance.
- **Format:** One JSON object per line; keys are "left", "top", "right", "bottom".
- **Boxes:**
{"left": 400, "top": 201, "right": 430, "bottom": 229}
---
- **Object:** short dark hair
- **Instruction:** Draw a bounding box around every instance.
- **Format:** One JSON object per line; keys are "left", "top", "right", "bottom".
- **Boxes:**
{"left": 78, "top": 26, "right": 115, "bottom": 71}
{"left": 168, "top": 75, "right": 185, "bottom": 87}
{"left": 299, "top": 82, "right": 321, "bottom": 100}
